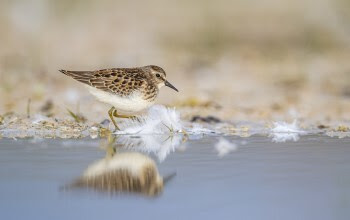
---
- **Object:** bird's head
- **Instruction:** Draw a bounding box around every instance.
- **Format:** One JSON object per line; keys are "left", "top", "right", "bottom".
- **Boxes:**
{"left": 143, "top": 65, "right": 178, "bottom": 92}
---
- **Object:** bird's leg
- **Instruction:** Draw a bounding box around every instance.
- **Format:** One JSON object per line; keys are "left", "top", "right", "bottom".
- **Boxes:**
{"left": 112, "top": 110, "right": 138, "bottom": 121}
{"left": 105, "top": 134, "right": 117, "bottom": 158}
{"left": 108, "top": 107, "right": 120, "bottom": 131}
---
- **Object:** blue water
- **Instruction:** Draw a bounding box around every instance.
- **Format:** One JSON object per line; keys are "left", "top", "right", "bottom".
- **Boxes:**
{"left": 0, "top": 135, "right": 349, "bottom": 220}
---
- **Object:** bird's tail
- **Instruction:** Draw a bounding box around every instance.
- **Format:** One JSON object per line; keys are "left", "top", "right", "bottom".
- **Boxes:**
{"left": 58, "top": 69, "right": 92, "bottom": 85}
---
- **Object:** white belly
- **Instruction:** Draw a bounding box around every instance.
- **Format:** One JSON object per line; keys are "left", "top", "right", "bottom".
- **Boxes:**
{"left": 87, "top": 87, "right": 154, "bottom": 113}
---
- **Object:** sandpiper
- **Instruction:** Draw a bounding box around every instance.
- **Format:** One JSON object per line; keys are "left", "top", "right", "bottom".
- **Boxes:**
{"left": 59, "top": 65, "right": 178, "bottom": 130}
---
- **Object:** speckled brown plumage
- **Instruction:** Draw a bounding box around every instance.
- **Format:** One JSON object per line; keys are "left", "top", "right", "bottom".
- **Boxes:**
{"left": 59, "top": 67, "right": 158, "bottom": 101}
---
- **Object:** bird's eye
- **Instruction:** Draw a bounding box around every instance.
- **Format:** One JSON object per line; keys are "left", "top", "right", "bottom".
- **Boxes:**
{"left": 156, "top": 74, "right": 161, "bottom": 78}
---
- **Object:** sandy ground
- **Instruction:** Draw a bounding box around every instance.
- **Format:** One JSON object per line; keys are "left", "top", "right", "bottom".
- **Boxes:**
{"left": 0, "top": 0, "right": 349, "bottom": 138}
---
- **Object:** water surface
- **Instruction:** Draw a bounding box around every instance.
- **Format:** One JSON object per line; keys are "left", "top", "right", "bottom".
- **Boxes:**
{"left": 0, "top": 135, "right": 349, "bottom": 220}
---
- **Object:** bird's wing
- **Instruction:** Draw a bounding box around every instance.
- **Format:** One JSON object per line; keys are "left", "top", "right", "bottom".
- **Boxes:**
{"left": 59, "top": 68, "right": 145, "bottom": 96}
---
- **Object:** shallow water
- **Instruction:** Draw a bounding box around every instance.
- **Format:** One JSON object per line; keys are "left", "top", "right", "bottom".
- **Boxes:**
{"left": 0, "top": 135, "right": 349, "bottom": 220}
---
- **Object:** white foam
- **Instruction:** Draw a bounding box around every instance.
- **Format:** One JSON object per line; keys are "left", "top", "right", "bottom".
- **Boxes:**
{"left": 215, "top": 138, "right": 238, "bottom": 157}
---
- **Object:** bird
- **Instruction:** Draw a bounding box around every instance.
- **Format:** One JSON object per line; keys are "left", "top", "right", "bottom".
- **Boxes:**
{"left": 59, "top": 65, "right": 178, "bottom": 130}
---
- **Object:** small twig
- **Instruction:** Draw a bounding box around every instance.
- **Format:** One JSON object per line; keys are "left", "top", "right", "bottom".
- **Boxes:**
{"left": 26, "top": 98, "right": 31, "bottom": 118}
{"left": 162, "top": 122, "right": 175, "bottom": 133}
{"left": 66, "top": 108, "right": 86, "bottom": 123}
{"left": 162, "top": 135, "right": 172, "bottom": 143}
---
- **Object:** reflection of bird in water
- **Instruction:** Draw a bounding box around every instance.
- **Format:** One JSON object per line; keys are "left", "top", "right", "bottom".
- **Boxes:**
{"left": 65, "top": 152, "right": 175, "bottom": 197}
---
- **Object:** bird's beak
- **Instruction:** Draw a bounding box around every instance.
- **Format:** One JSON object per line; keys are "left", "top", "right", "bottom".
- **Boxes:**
{"left": 163, "top": 172, "right": 177, "bottom": 185}
{"left": 165, "top": 80, "right": 179, "bottom": 92}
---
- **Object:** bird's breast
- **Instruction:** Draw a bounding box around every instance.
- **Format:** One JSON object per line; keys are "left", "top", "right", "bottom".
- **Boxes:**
{"left": 87, "top": 87, "right": 155, "bottom": 113}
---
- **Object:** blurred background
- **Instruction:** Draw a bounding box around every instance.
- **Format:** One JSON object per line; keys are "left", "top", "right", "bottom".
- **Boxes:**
{"left": 0, "top": 0, "right": 349, "bottom": 124}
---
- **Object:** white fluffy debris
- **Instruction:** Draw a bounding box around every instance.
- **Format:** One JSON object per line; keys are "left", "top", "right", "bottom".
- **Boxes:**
{"left": 215, "top": 138, "right": 238, "bottom": 157}
{"left": 116, "top": 105, "right": 183, "bottom": 135}
{"left": 271, "top": 120, "right": 302, "bottom": 133}
{"left": 115, "top": 105, "right": 218, "bottom": 135}
{"left": 270, "top": 120, "right": 306, "bottom": 142}
{"left": 117, "top": 135, "right": 183, "bottom": 162}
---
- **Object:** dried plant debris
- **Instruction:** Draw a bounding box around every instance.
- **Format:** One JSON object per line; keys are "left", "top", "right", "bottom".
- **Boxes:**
{"left": 318, "top": 124, "right": 329, "bottom": 129}
{"left": 0, "top": 102, "right": 349, "bottom": 138}
{"left": 40, "top": 100, "right": 54, "bottom": 116}
{"left": 334, "top": 125, "right": 349, "bottom": 132}
{"left": 0, "top": 113, "right": 89, "bottom": 139}
{"left": 66, "top": 109, "right": 87, "bottom": 123}
{"left": 191, "top": 115, "right": 222, "bottom": 123}
{"left": 26, "top": 99, "right": 31, "bottom": 119}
